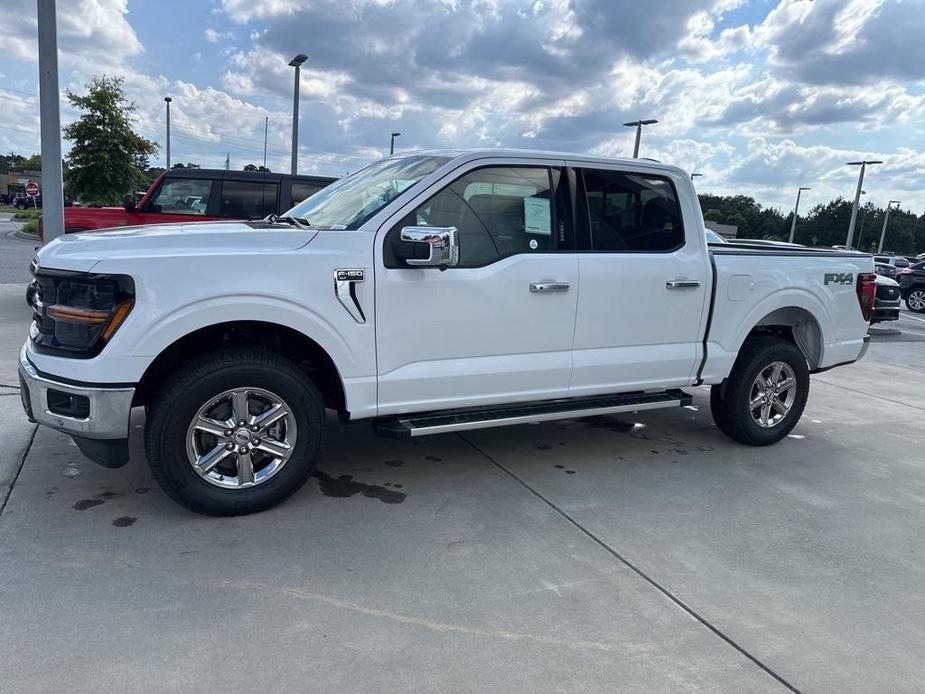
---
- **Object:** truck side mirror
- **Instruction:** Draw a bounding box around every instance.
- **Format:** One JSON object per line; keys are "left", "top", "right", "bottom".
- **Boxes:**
{"left": 396, "top": 226, "right": 459, "bottom": 268}
{"left": 122, "top": 193, "right": 136, "bottom": 212}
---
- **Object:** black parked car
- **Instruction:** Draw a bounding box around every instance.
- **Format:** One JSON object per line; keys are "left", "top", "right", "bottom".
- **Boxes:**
{"left": 897, "top": 261, "right": 925, "bottom": 313}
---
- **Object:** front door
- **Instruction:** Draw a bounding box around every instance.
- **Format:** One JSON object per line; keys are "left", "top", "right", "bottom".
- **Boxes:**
{"left": 375, "top": 162, "right": 578, "bottom": 415}
{"left": 568, "top": 165, "right": 710, "bottom": 396}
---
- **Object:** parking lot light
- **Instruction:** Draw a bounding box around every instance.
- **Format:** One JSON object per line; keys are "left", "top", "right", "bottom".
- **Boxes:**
{"left": 288, "top": 53, "right": 308, "bottom": 175}
{"left": 164, "top": 97, "right": 172, "bottom": 169}
{"left": 877, "top": 200, "right": 902, "bottom": 254}
{"left": 845, "top": 161, "right": 882, "bottom": 250}
{"left": 390, "top": 131, "right": 401, "bottom": 156}
{"left": 788, "top": 187, "right": 811, "bottom": 243}
{"left": 623, "top": 119, "right": 658, "bottom": 158}
{"left": 690, "top": 172, "right": 703, "bottom": 181}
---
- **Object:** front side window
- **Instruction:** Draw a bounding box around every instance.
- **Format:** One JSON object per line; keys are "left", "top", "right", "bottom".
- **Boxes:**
{"left": 391, "top": 166, "right": 558, "bottom": 267}
{"left": 283, "top": 155, "right": 450, "bottom": 229}
{"left": 148, "top": 178, "right": 213, "bottom": 216}
{"left": 221, "top": 181, "right": 279, "bottom": 219}
{"left": 580, "top": 169, "right": 684, "bottom": 252}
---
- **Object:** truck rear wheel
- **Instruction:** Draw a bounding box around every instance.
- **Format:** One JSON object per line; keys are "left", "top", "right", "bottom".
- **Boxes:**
{"left": 145, "top": 348, "right": 325, "bottom": 516}
{"left": 710, "top": 336, "right": 809, "bottom": 446}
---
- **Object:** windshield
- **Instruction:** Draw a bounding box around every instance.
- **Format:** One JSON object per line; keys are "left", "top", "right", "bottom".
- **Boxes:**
{"left": 283, "top": 155, "right": 450, "bottom": 229}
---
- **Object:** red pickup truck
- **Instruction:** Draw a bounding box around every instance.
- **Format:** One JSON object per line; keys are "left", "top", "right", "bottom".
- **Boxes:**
{"left": 43, "top": 168, "right": 335, "bottom": 239}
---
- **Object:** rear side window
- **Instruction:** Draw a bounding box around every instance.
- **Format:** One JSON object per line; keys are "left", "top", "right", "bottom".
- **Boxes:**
{"left": 580, "top": 169, "right": 684, "bottom": 252}
{"left": 148, "top": 178, "right": 213, "bottom": 215}
{"left": 291, "top": 182, "right": 326, "bottom": 206}
{"left": 221, "top": 181, "right": 279, "bottom": 219}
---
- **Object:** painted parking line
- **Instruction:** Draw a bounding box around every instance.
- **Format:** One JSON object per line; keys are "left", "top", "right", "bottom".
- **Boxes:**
{"left": 899, "top": 312, "right": 925, "bottom": 324}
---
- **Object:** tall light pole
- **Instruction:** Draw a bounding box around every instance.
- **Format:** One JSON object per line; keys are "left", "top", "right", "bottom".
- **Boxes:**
{"left": 164, "top": 96, "right": 172, "bottom": 169}
{"left": 877, "top": 200, "right": 901, "bottom": 254}
{"left": 263, "top": 115, "right": 268, "bottom": 170}
{"left": 390, "top": 131, "right": 401, "bottom": 156}
{"left": 288, "top": 53, "right": 308, "bottom": 175}
{"left": 845, "top": 160, "right": 882, "bottom": 250}
{"left": 788, "top": 186, "right": 811, "bottom": 243}
{"left": 623, "top": 119, "right": 657, "bottom": 158}
{"left": 37, "top": 0, "right": 64, "bottom": 242}
{"left": 690, "top": 172, "right": 703, "bottom": 181}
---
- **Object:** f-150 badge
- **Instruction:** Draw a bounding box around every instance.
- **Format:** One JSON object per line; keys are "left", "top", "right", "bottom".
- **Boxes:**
{"left": 334, "top": 269, "right": 366, "bottom": 323}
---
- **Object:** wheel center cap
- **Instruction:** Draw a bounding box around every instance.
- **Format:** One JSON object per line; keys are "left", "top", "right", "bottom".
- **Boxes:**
{"left": 233, "top": 429, "right": 252, "bottom": 445}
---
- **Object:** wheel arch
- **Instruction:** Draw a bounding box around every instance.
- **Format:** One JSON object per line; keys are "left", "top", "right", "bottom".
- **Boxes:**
{"left": 133, "top": 320, "right": 347, "bottom": 414}
{"left": 743, "top": 306, "right": 823, "bottom": 371}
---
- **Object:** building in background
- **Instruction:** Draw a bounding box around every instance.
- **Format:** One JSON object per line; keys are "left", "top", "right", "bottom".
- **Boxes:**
{"left": 703, "top": 220, "right": 738, "bottom": 239}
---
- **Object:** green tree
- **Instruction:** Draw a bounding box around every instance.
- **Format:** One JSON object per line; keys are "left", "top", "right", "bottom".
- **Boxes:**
{"left": 63, "top": 77, "right": 158, "bottom": 205}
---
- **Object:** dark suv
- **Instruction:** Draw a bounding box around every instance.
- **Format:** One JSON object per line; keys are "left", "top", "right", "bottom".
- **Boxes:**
{"left": 50, "top": 168, "right": 336, "bottom": 238}
{"left": 897, "top": 261, "right": 925, "bottom": 313}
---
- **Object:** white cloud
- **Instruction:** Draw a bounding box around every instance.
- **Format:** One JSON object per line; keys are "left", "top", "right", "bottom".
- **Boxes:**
{"left": 0, "top": 0, "right": 143, "bottom": 71}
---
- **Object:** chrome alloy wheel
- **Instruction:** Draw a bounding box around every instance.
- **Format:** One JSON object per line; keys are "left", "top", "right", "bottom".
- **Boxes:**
{"left": 907, "top": 290, "right": 925, "bottom": 311}
{"left": 185, "top": 387, "right": 298, "bottom": 489}
{"left": 749, "top": 361, "right": 797, "bottom": 428}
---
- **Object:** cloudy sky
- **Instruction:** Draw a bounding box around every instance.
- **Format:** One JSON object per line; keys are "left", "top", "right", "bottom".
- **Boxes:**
{"left": 1, "top": 0, "right": 924, "bottom": 211}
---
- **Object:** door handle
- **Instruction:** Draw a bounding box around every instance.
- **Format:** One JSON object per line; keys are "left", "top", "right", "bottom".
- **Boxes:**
{"left": 529, "top": 283, "right": 570, "bottom": 293}
{"left": 666, "top": 280, "right": 701, "bottom": 289}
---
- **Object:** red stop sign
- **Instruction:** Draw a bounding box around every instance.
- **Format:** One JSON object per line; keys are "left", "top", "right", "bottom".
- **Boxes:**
{"left": 26, "top": 182, "right": 39, "bottom": 197}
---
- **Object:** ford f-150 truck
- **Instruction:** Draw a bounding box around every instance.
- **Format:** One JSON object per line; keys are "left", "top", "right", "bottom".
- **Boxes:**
{"left": 19, "top": 149, "right": 875, "bottom": 516}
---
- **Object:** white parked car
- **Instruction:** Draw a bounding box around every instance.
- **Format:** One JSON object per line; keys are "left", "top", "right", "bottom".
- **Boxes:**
{"left": 20, "top": 149, "right": 876, "bottom": 515}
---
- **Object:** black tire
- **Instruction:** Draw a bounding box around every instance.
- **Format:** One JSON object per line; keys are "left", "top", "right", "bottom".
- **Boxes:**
{"left": 145, "top": 348, "right": 325, "bottom": 516}
{"left": 905, "top": 288, "right": 925, "bottom": 313}
{"left": 710, "top": 336, "right": 810, "bottom": 446}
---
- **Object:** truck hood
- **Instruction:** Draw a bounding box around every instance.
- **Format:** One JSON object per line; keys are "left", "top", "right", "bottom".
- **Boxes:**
{"left": 35, "top": 221, "right": 318, "bottom": 273}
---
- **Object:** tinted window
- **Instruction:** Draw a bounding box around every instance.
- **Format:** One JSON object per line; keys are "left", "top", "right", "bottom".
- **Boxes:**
{"left": 580, "top": 170, "right": 684, "bottom": 252}
{"left": 397, "top": 167, "right": 557, "bottom": 267}
{"left": 291, "top": 182, "right": 326, "bottom": 206}
{"left": 221, "top": 181, "right": 279, "bottom": 219}
{"left": 285, "top": 155, "right": 449, "bottom": 230}
{"left": 148, "top": 178, "right": 212, "bottom": 215}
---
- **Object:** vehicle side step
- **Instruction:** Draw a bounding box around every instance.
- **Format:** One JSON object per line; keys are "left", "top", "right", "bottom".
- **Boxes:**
{"left": 373, "top": 389, "right": 692, "bottom": 439}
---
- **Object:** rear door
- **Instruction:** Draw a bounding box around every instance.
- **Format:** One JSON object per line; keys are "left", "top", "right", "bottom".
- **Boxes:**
{"left": 568, "top": 164, "right": 710, "bottom": 395}
{"left": 375, "top": 160, "right": 578, "bottom": 414}
{"left": 218, "top": 179, "right": 280, "bottom": 220}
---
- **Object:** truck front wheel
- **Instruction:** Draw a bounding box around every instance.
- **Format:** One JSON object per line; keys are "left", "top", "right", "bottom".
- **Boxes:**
{"left": 145, "top": 348, "right": 325, "bottom": 516}
{"left": 710, "top": 336, "right": 809, "bottom": 446}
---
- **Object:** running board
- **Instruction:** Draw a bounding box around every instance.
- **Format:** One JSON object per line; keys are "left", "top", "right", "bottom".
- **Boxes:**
{"left": 373, "top": 389, "right": 692, "bottom": 439}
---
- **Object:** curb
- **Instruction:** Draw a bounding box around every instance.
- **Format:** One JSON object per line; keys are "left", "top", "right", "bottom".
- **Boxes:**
{"left": 8, "top": 230, "right": 39, "bottom": 242}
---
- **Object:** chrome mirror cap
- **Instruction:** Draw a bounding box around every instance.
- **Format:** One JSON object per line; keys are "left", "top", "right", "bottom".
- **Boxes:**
{"left": 400, "top": 226, "right": 459, "bottom": 268}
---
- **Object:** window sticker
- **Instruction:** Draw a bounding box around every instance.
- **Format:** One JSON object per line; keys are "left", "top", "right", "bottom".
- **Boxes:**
{"left": 523, "top": 196, "right": 551, "bottom": 235}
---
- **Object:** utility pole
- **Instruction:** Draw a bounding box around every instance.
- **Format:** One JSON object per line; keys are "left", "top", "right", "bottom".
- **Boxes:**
{"left": 288, "top": 54, "right": 307, "bottom": 175}
{"left": 37, "top": 0, "right": 64, "bottom": 243}
{"left": 623, "top": 119, "right": 657, "bottom": 158}
{"left": 263, "top": 116, "right": 268, "bottom": 170}
{"left": 845, "top": 160, "right": 882, "bottom": 250}
{"left": 788, "top": 187, "right": 811, "bottom": 243}
{"left": 164, "top": 96, "right": 172, "bottom": 169}
{"left": 877, "top": 200, "right": 901, "bottom": 254}
{"left": 224, "top": 153, "right": 229, "bottom": 171}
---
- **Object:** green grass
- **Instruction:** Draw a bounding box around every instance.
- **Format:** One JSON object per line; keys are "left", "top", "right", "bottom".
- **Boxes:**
{"left": 13, "top": 209, "right": 41, "bottom": 221}
{"left": 20, "top": 219, "right": 39, "bottom": 237}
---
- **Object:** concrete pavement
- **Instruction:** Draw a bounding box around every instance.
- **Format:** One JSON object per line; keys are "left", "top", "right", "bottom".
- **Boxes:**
{"left": 2, "top": 278, "right": 925, "bottom": 691}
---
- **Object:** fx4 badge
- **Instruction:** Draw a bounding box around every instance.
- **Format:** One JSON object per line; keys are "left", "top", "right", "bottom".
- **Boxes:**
{"left": 333, "top": 269, "right": 366, "bottom": 323}
{"left": 824, "top": 272, "right": 853, "bottom": 286}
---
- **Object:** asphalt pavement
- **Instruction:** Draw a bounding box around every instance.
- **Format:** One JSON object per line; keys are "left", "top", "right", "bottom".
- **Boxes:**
{"left": 0, "top": 213, "right": 38, "bottom": 284}
{"left": 1, "top": 275, "right": 925, "bottom": 692}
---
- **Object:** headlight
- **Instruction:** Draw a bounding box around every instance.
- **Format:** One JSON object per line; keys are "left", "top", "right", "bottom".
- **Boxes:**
{"left": 30, "top": 268, "right": 134, "bottom": 358}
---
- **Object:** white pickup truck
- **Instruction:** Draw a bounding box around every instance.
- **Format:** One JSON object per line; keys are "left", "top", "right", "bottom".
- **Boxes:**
{"left": 19, "top": 149, "right": 875, "bottom": 515}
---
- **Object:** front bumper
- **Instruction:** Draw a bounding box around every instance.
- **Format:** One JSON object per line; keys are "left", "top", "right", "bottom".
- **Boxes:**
{"left": 18, "top": 345, "right": 135, "bottom": 467}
